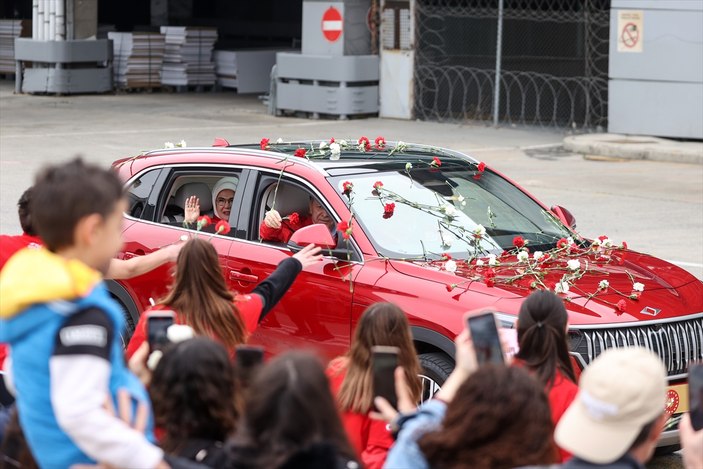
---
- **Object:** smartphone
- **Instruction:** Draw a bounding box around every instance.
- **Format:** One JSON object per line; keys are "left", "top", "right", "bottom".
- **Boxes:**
{"left": 234, "top": 345, "right": 265, "bottom": 387}
{"left": 147, "top": 311, "right": 175, "bottom": 352}
{"left": 689, "top": 363, "right": 703, "bottom": 431}
{"left": 372, "top": 345, "right": 400, "bottom": 410}
{"left": 467, "top": 312, "right": 505, "bottom": 365}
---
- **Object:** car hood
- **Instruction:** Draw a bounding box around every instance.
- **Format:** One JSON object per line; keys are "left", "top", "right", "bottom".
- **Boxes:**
{"left": 387, "top": 250, "right": 703, "bottom": 326}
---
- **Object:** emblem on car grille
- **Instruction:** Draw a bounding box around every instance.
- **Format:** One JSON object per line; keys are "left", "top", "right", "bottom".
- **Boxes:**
{"left": 640, "top": 306, "right": 661, "bottom": 316}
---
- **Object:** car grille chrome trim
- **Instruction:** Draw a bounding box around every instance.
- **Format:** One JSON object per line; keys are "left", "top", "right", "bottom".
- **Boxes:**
{"left": 570, "top": 316, "right": 703, "bottom": 377}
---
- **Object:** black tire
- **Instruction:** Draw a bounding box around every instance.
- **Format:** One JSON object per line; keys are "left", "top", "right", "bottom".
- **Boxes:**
{"left": 418, "top": 352, "right": 454, "bottom": 402}
{"left": 654, "top": 444, "right": 680, "bottom": 456}
{"left": 111, "top": 296, "right": 135, "bottom": 348}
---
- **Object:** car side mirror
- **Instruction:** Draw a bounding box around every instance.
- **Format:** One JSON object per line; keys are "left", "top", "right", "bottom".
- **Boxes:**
{"left": 287, "top": 224, "right": 337, "bottom": 252}
{"left": 551, "top": 205, "right": 577, "bottom": 230}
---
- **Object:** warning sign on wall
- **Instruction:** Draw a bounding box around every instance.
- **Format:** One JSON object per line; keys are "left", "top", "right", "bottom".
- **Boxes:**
{"left": 617, "top": 10, "right": 643, "bottom": 53}
{"left": 322, "top": 7, "right": 343, "bottom": 43}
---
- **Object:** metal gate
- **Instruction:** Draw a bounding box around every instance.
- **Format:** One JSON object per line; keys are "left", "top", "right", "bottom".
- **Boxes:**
{"left": 414, "top": 0, "right": 610, "bottom": 129}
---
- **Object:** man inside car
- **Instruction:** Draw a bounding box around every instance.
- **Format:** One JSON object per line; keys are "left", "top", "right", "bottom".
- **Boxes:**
{"left": 260, "top": 198, "right": 335, "bottom": 244}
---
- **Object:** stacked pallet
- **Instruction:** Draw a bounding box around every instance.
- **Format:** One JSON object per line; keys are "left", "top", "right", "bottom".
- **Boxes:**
{"left": 160, "top": 26, "right": 217, "bottom": 86}
{"left": 109, "top": 32, "right": 165, "bottom": 89}
{"left": 0, "top": 19, "right": 30, "bottom": 74}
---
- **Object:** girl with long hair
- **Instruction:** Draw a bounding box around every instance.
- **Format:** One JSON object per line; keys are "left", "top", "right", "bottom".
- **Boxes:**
{"left": 512, "top": 289, "right": 579, "bottom": 461}
{"left": 149, "top": 337, "right": 237, "bottom": 466}
{"left": 126, "top": 238, "right": 321, "bottom": 357}
{"left": 227, "top": 351, "right": 359, "bottom": 469}
{"left": 326, "top": 302, "right": 422, "bottom": 469}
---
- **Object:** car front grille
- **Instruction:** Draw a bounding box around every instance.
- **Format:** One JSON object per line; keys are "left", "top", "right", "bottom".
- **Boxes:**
{"left": 569, "top": 315, "right": 703, "bottom": 378}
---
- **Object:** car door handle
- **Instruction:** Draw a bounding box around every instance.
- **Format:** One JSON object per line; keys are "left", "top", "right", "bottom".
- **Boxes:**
{"left": 229, "top": 270, "right": 259, "bottom": 283}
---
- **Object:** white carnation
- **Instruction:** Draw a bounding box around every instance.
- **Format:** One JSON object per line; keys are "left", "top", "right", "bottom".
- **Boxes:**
{"left": 441, "top": 204, "right": 456, "bottom": 217}
{"left": 277, "top": 137, "right": 284, "bottom": 144}
{"left": 329, "top": 142, "right": 341, "bottom": 160}
{"left": 319, "top": 141, "right": 328, "bottom": 149}
{"left": 488, "top": 254, "right": 497, "bottom": 266}
{"left": 599, "top": 279, "right": 609, "bottom": 290}
{"left": 602, "top": 238, "right": 613, "bottom": 248}
{"left": 632, "top": 282, "right": 645, "bottom": 292}
{"left": 177, "top": 139, "right": 187, "bottom": 148}
{"left": 473, "top": 225, "right": 486, "bottom": 238}
{"left": 164, "top": 141, "right": 175, "bottom": 149}
{"left": 476, "top": 259, "right": 485, "bottom": 266}
{"left": 445, "top": 259, "right": 457, "bottom": 273}
{"left": 517, "top": 251, "right": 529, "bottom": 262}
{"left": 554, "top": 281, "right": 570, "bottom": 294}
{"left": 567, "top": 259, "right": 581, "bottom": 271}
{"left": 533, "top": 251, "right": 544, "bottom": 261}
{"left": 405, "top": 162, "right": 412, "bottom": 171}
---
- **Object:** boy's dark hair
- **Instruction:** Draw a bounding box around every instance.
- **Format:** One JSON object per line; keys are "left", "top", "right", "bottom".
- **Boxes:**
{"left": 31, "top": 158, "right": 124, "bottom": 251}
{"left": 17, "top": 188, "right": 36, "bottom": 236}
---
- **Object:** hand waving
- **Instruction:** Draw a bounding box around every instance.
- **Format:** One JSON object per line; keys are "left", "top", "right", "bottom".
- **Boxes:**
{"left": 292, "top": 243, "right": 323, "bottom": 269}
{"left": 183, "top": 195, "right": 200, "bottom": 224}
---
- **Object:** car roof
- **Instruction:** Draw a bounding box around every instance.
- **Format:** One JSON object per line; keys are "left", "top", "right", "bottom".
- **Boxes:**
{"left": 127, "top": 141, "right": 480, "bottom": 178}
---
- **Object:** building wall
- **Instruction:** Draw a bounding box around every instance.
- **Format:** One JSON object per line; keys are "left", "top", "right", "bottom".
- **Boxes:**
{"left": 608, "top": 0, "right": 703, "bottom": 138}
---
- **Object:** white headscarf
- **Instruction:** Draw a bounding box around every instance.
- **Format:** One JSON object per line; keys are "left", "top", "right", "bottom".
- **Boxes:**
{"left": 211, "top": 176, "right": 239, "bottom": 219}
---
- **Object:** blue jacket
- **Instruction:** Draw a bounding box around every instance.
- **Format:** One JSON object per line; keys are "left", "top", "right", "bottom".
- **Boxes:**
{"left": 0, "top": 249, "right": 155, "bottom": 468}
{"left": 383, "top": 400, "right": 447, "bottom": 469}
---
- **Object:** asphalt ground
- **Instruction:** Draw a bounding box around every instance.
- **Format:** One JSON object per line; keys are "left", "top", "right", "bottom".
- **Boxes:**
{"left": 0, "top": 81, "right": 700, "bottom": 467}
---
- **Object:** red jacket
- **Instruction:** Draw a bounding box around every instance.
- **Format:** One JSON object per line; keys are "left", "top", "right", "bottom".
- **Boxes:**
{"left": 0, "top": 233, "right": 43, "bottom": 369}
{"left": 125, "top": 294, "right": 264, "bottom": 359}
{"left": 326, "top": 358, "right": 393, "bottom": 469}
{"left": 259, "top": 215, "right": 312, "bottom": 243}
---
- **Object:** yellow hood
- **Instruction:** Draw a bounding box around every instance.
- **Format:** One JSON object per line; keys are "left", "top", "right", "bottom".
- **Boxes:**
{"left": 0, "top": 248, "right": 102, "bottom": 319}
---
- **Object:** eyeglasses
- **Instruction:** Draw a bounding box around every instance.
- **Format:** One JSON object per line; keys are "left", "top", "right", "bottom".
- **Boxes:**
{"left": 216, "top": 197, "right": 234, "bottom": 206}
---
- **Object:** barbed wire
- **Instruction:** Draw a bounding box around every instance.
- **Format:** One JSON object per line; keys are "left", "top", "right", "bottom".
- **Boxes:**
{"left": 415, "top": 0, "right": 610, "bottom": 129}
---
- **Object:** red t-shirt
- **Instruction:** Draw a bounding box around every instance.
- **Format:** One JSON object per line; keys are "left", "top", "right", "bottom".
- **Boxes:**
{"left": 326, "top": 358, "right": 393, "bottom": 469}
{"left": 0, "top": 233, "right": 43, "bottom": 369}
{"left": 125, "top": 294, "right": 264, "bottom": 359}
{"left": 259, "top": 215, "right": 312, "bottom": 243}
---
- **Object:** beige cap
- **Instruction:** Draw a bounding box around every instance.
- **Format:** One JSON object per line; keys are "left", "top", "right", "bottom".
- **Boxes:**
{"left": 555, "top": 347, "right": 666, "bottom": 464}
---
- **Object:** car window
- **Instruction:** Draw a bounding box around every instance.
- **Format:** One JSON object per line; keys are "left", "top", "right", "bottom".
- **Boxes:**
{"left": 125, "top": 169, "right": 162, "bottom": 219}
{"left": 159, "top": 171, "right": 242, "bottom": 235}
{"left": 253, "top": 177, "right": 333, "bottom": 245}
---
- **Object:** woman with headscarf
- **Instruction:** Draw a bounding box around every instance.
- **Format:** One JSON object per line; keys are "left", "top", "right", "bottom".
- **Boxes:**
{"left": 183, "top": 176, "right": 239, "bottom": 226}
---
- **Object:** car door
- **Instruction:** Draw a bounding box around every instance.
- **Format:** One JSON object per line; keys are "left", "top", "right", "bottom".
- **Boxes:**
{"left": 226, "top": 170, "right": 359, "bottom": 360}
{"left": 117, "top": 166, "right": 248, "bottom": 314}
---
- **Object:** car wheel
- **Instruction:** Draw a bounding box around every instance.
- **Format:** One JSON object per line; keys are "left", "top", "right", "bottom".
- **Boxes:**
{"left": 418, "top": 352, "right": 454, "bottom": 402}
{"left": 111, "top": 296, "right": 135, "bottom": 348}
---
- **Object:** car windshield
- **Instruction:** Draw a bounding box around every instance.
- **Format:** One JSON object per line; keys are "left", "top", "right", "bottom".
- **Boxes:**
{"left": 329, "top": 159, "right": 573, "bottom": 260}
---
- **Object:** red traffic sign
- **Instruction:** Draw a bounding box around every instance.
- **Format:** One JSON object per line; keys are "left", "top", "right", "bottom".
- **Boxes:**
{"left": 322, "top": 7, "right": 343, "bottom": 42}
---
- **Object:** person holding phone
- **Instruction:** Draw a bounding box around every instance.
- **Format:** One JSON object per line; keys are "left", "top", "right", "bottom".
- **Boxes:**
{"left": 377, "top": 319, "right": 558, "bottom": 469}
{"left": 325, "top": 303, "right": 422, "bottom": 469}
{"left": 126, "top": 238, "right": 322, "bottom": 358}
{"left": 512, "top": 290, "right": 579, "bottom": 461}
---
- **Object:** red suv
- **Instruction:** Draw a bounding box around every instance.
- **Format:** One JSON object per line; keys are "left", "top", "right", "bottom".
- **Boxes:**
{"left": 111, "top": 139, "right": 702, "bottom": 449}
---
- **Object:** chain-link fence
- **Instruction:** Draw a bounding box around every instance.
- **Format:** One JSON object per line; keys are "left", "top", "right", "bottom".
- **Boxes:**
{"left": 414, "top": 0, "right": 610, "bottom": 129}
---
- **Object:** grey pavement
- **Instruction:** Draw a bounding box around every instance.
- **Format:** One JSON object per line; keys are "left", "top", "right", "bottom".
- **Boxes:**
{"left": 1, "top": 81, "right": 702, "bottom": 283}
{"left": 565, "top": 133, "right": 703, "bottom": 165}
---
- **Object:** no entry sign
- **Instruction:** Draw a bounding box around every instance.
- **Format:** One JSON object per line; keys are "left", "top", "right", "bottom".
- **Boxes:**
{"left": 322, "top": 7, "right": 343, "bottom": 42}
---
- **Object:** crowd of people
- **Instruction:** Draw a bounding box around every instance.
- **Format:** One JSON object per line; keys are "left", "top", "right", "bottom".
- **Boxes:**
{"left": 0, "top": 158, "right": 702, "bottom": 469}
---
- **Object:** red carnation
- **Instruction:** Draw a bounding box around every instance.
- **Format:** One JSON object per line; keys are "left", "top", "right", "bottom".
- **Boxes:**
{"left": 196, "top": 215, "right": 212, "bottom": 229}
{"left": 215, "top": 220, "right": 231, "bottom": 235}
{"left": 616, "top": 299, "right": 627, "bottom": 314}
{"left": 621, "top": 241, "right": 628, "bottom": 250}
{"left": 473, "top": 161, "right": 486, "bottom": 180}
{"left": 485, "top": 278, "right": 495, "bottom": 287}
{"left": 260, "top": 138, "right": 270, "bottom": 150}
{"left": 342, "top": 181, "right": 353, "bottom": 195}
{"left": 484, "top": 268, "right": 496, "bottom": 279}
{"left": 441, "top": 253, "right": 452, "bottom": 261}
{"left": 372, "top": 181, "right": 384, "bottom": 194}
{"left": 430, "top": 157, "right": 441, "bottom": 168}
{"left": 294, "top": 148, "right": 307, "bottom": 158}
{"left": 446, "top": 283, "right": 457, "bottom": 292}
{"left": 383, "top": 203, "right": 395, "bottom": 219}
{"left": 375, "top": 136, "right": 386, "bottom": 150}
{"left": 513, "top": 236, "right": 526, "bottom": 249}
{"left": 598, "top": 235, "right": 609, "bottom": 242}
{"left": 288, "top": 212, "right": 300, "bottom": 226}
{"left": 557, "top": 238, "right": 569, "bottom": 249}
{"left": 330, "top": 137, "right": 335, "bottom": 144}
{"left": 358, "top": 136, "right": 371, "bottom": 152}
{"left": 337, "top": 220, "right": 353, "bottom": 239}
